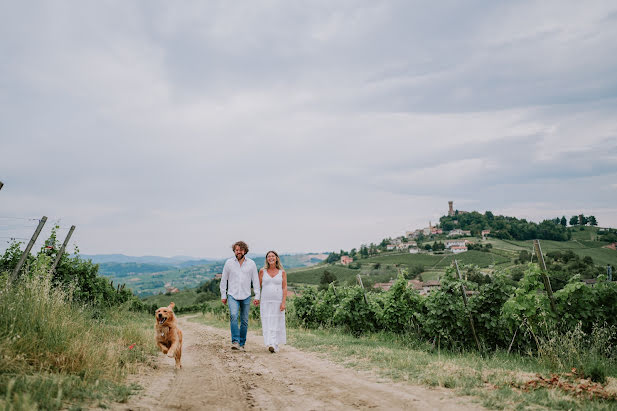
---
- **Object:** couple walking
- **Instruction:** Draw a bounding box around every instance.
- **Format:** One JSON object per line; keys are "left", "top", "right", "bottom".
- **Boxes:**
{"left": 219, "top": 241, "right": 287, "bottom": 353}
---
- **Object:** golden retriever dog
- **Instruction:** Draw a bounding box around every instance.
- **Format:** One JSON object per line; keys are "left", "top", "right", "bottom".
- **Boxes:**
{"left": 154, "top": 302, "right": 183, "bottom": 369}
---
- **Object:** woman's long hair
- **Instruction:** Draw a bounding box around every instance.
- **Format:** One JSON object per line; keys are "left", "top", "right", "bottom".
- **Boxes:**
{"left": 263, "top": 250, "right": 284, "bottom": 270}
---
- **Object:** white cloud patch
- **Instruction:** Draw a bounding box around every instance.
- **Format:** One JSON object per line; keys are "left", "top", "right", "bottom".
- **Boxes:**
{"left": 1, "top": 1, "right": 616, "bottom": 257}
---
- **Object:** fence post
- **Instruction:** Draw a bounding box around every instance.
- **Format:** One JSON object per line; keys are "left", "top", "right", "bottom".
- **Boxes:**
{"left": 0, "top": 181, "right": 4, "bottom": 191}
{"left": 330, "top": 281, "right": 337, "bottom": 297}
{"left": 454, "top": 259, "right": 482, "bottom": 352}
{"left": 11, "top": 216, "right": 47, "bottom": 281}
{"left": 50, "top": 225, "right": 75, "bottom": 273}
{"left": 532, "top": 239, "right": 556, "bottom": 313}
{"left": 356, "top": 274, "right": 368, "bottom": 304}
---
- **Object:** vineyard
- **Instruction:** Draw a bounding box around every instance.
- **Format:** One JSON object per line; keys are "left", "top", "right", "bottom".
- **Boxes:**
{"left": 287, "top": 264, "right": 617, "bottom": 381}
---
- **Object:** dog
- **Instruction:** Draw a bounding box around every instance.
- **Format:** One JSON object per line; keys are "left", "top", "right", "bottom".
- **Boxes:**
{"left": 154, "top": 302, "right": 183, "bottom": 369}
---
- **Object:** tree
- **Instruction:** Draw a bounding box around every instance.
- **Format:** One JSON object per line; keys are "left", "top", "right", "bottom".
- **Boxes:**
{"left": 360, "top": 245, "right": 369, "bottom": 258}
{"left": 589, "top": 215, "right": 598, "bottom": 226}
{"left": 560, "top": 216, "right": 567, "bottom": 227}
{"left": 319, "top": 270, "right": 337, "bottom": 290}
{"left": 569, "top": 216, "right": 579, "bottom": 226}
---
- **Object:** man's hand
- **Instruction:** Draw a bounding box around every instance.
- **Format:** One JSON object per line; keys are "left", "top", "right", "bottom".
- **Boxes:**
{"left": 221, "top": 298, "right": 227, "bottom": 305}
{"left": 253, "top": 299, "right": 260, "bottom": 306}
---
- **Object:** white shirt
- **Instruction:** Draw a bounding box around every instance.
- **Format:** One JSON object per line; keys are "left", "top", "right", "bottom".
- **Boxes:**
{"left": 220, "top": 256, "right": 260, "bottom": 301}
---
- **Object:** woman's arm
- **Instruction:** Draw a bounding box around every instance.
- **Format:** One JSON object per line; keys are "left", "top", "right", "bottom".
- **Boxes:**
{"left": 280, "top": 270, "right": 287, "bottom": 311}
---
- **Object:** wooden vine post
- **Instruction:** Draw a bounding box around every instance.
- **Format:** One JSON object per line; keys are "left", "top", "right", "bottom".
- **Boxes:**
{"left": 11, "top": 216, "right": 47, "bottom": 281}
{"left": 532, "top": 239, "right": 556, "bottom": 313}
{"left": 356, "top": 274, "right": 368, "bottom": 304}
{"left": 454, "top": 259, "right": 482, "bottom": 352}
{"left": 50, "top": 225, "right": 76, "bottom": 273}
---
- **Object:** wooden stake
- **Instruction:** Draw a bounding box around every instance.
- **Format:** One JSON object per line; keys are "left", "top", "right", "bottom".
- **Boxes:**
{"left": 0, "top": 181, "right": 4, "bottom": 191}
{"left": 356, "top": 274, "right": 368, "bottom": 304}
{"left": 454, "top": 259, "right": 482, "bottom": 352}
{"left": 11, "top": 216, "right": 47, "bottom": 281}
{"left": 50, "top": 225, "right": 75, "bottom": 273}
{"left": 533, "top": 239, "right": 556, "bottom": 313}
{"left": 507, "top": 319, "right": 525, "bottom": 354}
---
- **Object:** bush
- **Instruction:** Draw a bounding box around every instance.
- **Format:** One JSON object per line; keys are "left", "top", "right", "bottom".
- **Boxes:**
{"left": 0, "top": 256, "right": 154, "bottom": 409}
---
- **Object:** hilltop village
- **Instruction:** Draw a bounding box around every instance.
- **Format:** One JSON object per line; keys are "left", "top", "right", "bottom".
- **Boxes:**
{"left": 338, "top": 201, "right": 487, "bottom": 266}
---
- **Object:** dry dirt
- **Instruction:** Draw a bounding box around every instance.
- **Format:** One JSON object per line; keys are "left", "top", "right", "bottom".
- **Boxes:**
{"left": 110, "top": 316, "right": 484, "bottom": 410}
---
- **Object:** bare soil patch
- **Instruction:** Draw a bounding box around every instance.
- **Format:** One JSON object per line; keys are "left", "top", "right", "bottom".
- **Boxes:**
{"left": 108, "top": 316, "right": 484, "bottom": 410}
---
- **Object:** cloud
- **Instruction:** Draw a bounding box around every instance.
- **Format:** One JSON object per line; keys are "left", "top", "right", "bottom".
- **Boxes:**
{"left": 1, "top": 1, "right": 616, "bottom": 257}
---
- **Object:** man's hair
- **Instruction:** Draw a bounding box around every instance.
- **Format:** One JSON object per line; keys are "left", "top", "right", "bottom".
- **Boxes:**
{"left": 232, "top": 241, "right": 249, "bottom": 254}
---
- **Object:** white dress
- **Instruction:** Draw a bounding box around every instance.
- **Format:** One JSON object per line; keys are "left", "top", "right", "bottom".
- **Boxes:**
{"left": 260, "top": 269, "right": 286, "bottom": 347}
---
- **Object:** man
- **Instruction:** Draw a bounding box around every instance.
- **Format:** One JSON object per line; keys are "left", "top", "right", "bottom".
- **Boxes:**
{"left": 220, "top": 241, "right": 260, "bottom": 351}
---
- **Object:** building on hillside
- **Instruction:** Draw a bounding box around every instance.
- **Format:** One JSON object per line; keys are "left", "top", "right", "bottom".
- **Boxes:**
{"left": 605, "top": 243, "right": 617, "bottom": 250}
{"left": 481, "top": 229, "right": 491, "bottom": 239}
{"left": 407, "top": 240, "right": 417, "bottom": 247}
{"left": 445, "top": 239, "right": 469, "bottom": 248}
{"left": 214, "top": 273, "right": 222, "bottom": 279}
{"left": 408, "top": 279, "right": 423, "bottom": 291}
{"left": 397, "top": 243, "right": 410, "bottom": 250}
{"left": 448, "top": 229, "right": 471, "bottom": 237}
{"left": 373, "top": 279, "right": 395, "bottom": 291}
{"left": 409, "top": 247, "right": 419, "bottom": 254}
{"left": 340, "top": 255, "right": 353, "bottom": 265}
{"left": 165, "top": 284, "right": 180, "bottom": 294}
{"left": 447, "top": 201, "right": 468, "bottom": 217}
{"left": 450, "top": 246, "right": 468, "bottom": 254}
{"left": 421, "top": 280, "right": 441, "bottom": 295}
{"left": 386, "top": 244, "right": 396, "bottom": 251}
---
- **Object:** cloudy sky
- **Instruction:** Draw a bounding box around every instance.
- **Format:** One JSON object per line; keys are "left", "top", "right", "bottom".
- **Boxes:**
{"left": 1, "top": 1, "right": 616, "bottom": 259}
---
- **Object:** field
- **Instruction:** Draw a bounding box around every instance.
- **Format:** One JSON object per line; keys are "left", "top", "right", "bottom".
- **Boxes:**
{"left": 287, "top": 250, "right": 512, "bottom": 287}
{"left": 285, "top": 227, "right": 616, "bottom": 289}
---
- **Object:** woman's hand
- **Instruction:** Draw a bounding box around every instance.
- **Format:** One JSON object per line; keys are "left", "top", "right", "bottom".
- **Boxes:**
{"left": 280, "top": 301, "right": 286, "bottom": 311}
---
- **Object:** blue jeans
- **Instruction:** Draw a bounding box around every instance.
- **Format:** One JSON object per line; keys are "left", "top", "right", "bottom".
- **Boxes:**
{"left": 228, "top": 295, "right": 251, "bottom": 346}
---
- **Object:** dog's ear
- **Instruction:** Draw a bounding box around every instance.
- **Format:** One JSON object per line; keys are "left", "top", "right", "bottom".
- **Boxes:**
{"left": 169, "top": 302, "right": 175, "bottom": 310}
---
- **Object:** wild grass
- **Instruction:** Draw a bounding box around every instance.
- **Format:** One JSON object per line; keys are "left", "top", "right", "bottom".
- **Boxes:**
{"left": 193, "top": 310, "right": 617, "bottom": 409}
{"left": 0, "top": 256, "right": 156, "bottom": 410}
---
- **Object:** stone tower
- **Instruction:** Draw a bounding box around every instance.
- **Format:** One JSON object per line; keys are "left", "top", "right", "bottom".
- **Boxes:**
{"left": 448, "top": 201, "right": 454, "bottom": 217}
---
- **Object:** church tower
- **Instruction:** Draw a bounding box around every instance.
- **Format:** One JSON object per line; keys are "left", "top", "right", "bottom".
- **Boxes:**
{"left": 448, "top": 201, "right": 454, "bottom": 217}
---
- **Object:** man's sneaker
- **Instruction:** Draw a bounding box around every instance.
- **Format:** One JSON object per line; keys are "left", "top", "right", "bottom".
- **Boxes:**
{"left": 239, "top": 345, "right": 245, "bottom": 352}
{"left": 231, "top": 342, "right": 240, "bottom": 350}
{"left": 268, "top": 345, "right": 275, "bottom": 353}
{"left": 274, "top": 345, "right": 279, "bottom": 353}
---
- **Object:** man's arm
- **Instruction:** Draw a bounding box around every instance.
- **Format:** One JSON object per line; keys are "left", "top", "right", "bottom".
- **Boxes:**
{"left": 252, "top": 261, "right": 260, "bottom": 305}
{"left": 220, "top": 261, "right": 229, "bottom": 304}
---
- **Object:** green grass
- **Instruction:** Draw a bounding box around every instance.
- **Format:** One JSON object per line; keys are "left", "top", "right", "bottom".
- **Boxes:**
{"left": 0, "top": 260, "right": 156, "bottom": 410}
{"left": 192, "top": 312, "right": 617, "bottom": 410}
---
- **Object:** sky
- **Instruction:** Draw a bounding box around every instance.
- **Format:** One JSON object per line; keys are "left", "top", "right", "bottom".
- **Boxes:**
{"left": 1, "top": 1, "right": 617, "bottom": 259}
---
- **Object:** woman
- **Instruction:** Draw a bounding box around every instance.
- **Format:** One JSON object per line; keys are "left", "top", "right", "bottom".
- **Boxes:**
{"left": 259, "top": 250, "right": 287, "bottom": 353}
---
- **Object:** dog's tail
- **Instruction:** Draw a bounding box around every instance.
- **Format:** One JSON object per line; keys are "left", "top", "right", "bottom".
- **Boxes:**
{"left": 169, "top": 302, "right": 175, "bottom": 310}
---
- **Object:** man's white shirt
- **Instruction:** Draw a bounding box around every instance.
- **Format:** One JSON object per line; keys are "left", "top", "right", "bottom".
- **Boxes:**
{"left": 220, "top": 256, "right": 260, "bottom": 301}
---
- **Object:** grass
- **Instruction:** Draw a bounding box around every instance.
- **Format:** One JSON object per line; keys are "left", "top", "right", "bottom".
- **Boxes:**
{"left": 0, "top": 257, "right": 156, "bottom": 410}
{"left": 193, "top": 312, "right": 617, "bottom": 410}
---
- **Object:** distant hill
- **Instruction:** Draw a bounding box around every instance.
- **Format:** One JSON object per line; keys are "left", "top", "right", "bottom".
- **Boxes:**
{"left": 92, "top": 252, "right": 328, "bottom": 297}
{"left": 80, "top": 254, "right": 220, "bottom": 266}
{"left": 286, "top": 226, "right": 617, "bottom": 292}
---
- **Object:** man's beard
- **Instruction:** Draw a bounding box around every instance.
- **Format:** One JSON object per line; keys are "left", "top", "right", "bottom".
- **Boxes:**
{"left": 236, "top": 252, "right": 245, "bottom": 260}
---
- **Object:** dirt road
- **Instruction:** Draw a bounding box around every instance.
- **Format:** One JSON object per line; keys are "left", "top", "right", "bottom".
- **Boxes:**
{"left": 115, "top": 316, "right": 483, "bottom": 410}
